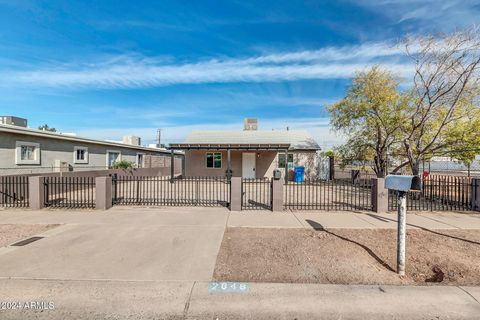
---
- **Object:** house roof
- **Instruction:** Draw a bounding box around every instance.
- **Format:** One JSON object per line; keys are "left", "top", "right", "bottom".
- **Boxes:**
{"left": 0, "top": 124, "right": 179, "bottom": 155}
{"left": 170, "top": 130, "right": 321, "bottom": 151}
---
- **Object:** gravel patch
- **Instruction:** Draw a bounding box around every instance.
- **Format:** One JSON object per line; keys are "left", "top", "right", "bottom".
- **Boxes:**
{"left": 0, "top": 224, "right": 59, "bottom": 247}
{"left": 214, "top": 227, "right": 480, "bottom": 285}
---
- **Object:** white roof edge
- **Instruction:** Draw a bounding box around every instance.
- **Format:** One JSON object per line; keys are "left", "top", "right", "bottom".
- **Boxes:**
{"left": 0, "top": 124, "right": 179, "bottom": 155}
{"left": 184, "top": 129, "right": 321, "bottom": 150}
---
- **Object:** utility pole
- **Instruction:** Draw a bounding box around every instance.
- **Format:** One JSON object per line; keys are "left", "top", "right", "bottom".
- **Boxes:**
{"left": 156, "top": 129, "right": 162, "bottom": 148}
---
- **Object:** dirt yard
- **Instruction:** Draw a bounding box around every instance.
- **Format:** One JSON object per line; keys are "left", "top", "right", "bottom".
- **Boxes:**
{"left": 213, "top": 227, "right": 480, "bottom": 285}
{"left": 0, "top": 224, "right": 58, "bottom": 247}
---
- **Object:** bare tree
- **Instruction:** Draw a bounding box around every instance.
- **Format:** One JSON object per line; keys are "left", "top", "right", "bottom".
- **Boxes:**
{"left": 397, "top": 28, "right": 480, "bottom": 175}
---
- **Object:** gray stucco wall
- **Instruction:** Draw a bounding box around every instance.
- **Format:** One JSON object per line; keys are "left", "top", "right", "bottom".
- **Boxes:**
{"left": 0, "top": 131, "right": 176, "bottom": 175}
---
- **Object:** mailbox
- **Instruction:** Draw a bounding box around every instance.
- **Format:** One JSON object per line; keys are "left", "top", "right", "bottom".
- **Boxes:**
{"left": 273, "top": 169, "right": 282, "bottom": 180}
{"left": 385, "top": 175, "right": 422, "bottom": 192}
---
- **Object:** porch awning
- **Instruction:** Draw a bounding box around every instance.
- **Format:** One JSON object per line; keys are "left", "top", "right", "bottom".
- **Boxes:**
{"left": 168, "top": 143, "right": 291, "bottom": 151}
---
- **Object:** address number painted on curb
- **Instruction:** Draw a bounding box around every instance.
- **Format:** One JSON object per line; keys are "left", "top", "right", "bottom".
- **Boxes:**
{"left": 208, "top": 282, "right": 250, "bottom": 293}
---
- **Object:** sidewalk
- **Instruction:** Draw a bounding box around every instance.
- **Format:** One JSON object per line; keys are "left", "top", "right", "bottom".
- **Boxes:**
{"left": 228, "top": 210, "right": 480, "bottom": 230}
{"left": 0, "top": 278, "right": 479, "bottom": 319}
{"left": 1, "top": 206, "right": 479, "bottom": 230}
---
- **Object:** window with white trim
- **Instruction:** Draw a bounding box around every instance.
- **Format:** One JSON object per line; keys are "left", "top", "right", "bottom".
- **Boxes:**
{"left": 206, "top": 152, "right": 222, "bottom": 168}
{"left": 73, "top": 146, "right": 89, "bottom": 164}
{"left": 15, "top": 141, "right": 40, "bottom": 165}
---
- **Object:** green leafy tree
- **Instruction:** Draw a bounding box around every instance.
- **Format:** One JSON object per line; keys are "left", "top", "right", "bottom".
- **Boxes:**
{"left": 441, "top": 110, "right": 480, "bottom": 167}
{"left": 328, "top": 66, "right": 406, "bottom": 177}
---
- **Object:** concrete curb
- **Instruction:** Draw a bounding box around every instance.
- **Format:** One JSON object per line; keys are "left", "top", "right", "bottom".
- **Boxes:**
{"left": 0, "top": 279, "right": 479, "bottom": 319}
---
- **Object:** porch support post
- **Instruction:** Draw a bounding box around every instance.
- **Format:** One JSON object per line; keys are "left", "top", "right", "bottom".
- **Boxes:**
{"left": 95, "top": 176, "right": 112, "bottom": 210}
{"left": 284, "top": 149, "right": 289, "bottom": 184}
{"left": 227, "top": 149, "right": 232, "bottom": 181}
{"left": 170, "top": 149, "right": 174, "bottom": 182}
{"left": 29, "top": 176, "right": 45, "bottom": 210}
{"left": 230, "top": 177, "right": 242, "bottom": 211}
{"left": 372, "top": 177, "right": 388, "bottom": 213}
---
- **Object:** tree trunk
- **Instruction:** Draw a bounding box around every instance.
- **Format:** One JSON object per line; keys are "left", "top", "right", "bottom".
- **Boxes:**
{"left": 412, "top": 160, "right": 420, "bottom": 176}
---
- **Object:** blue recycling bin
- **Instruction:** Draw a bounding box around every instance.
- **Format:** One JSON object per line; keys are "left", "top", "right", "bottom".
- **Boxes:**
{"left": 294, "top": 166, "right": 305, "bottom": 183}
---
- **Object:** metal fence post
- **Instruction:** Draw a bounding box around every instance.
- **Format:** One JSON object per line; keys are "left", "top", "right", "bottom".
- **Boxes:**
{"left": 472, "top": 178, "right": 480, "bottom": 212}
{"left": 230, "top": 177, "right": 242, "bottom": 211}
{"left": 329, "top": 156, "right": 335, "bottom": 180}
{"left": 372, "top": 178, "right": 388, "bottom": 213}
{"left": 29, "top": 176, "right": 45, "bottom": 210}
{"left": 0, "top": 176, "right": 4, "bottom": 205}
{"left": 95, "top": 176, "right": 112, "bottom": 210}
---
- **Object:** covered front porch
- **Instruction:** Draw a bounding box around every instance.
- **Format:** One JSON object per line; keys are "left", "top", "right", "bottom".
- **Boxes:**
{"left": 168, "top": 143, "right": 291, "bottom": 181}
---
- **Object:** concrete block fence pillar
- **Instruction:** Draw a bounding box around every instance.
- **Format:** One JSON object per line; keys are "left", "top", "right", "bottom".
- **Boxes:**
{"left": 372, "top": 178, "right": 388, "bottom": 213}
{"left": 230, "top": 177, "right": 242, "bottom": 211}
{"left": 95, "top": 176, "right": 112, "bottom": 210}
{"left": 471, "top": 178, "right": 480, "bottom": 212}
{"left": 29, "top": 176, "right": 45, "bottom": 210}
{"left": 271, "top": 178, "right": 284, "bottom": 212}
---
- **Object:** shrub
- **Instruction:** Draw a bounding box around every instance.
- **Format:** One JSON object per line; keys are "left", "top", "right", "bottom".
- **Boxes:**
{"left": 112, "top": 160, "right": 134, "bottom": 169}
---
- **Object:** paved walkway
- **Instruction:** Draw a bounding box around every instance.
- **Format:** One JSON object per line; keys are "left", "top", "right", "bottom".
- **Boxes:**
{"left": 0, "top": 207, "right": 229, "bottom": 281}
{"left": 229, "top": 210, "right": 480, "bottom": 229}
{"left": 0, "top": 278, "right": 479, "bottom": 319}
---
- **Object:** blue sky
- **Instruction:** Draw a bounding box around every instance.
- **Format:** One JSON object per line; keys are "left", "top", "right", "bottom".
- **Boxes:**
{"left": 0, "top": 0, "right": 478, "bottom": 149}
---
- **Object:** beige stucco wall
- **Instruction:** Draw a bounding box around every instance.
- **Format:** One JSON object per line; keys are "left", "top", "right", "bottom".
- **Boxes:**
{"left": 0, "top": 131, "right": 181, "bottom": 176}
{"left": 184, "top": 150, "right": 317, "bottom": 178}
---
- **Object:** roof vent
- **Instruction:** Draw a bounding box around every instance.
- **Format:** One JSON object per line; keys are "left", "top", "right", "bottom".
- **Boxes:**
{"left": 0, "top": 116, "right": 28, "bottom": 127}
{"left": 243, "top": 118, "right": 258, "bottom": 131}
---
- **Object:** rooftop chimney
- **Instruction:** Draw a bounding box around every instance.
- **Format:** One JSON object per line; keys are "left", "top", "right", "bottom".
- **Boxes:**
{"left": 243, "top": 118, "right": 258, "bottom": 131}
{"left": 123, "top": 135, "right": 141, "bottom": 146}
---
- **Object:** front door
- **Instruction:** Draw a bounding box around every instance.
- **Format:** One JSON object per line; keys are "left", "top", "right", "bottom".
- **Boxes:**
{"left": 242, "top": 153, "right": 256, "bottom": 178}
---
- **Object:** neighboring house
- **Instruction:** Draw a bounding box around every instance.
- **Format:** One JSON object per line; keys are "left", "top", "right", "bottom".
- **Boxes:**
{"left": 169, "top": 119, "right": 321, "bottom": 179}
{"left": 0, "top": 121, "right": 183, "bottom": 175}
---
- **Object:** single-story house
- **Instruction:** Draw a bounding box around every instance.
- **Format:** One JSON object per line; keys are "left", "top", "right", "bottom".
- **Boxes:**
{"left": 169, "top": 119, "right": 321, "bottom": 180}
{"left": 0, "top": 119, "right": 183, "bottom": 176}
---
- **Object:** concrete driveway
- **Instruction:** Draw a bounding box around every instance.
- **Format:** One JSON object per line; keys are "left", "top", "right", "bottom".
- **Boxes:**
{"left": 0, "top": 207, "right": 228, "bottom": 281}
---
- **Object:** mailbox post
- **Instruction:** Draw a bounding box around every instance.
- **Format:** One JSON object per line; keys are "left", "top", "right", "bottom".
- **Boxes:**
{"left": 396, "top": 190, "right": 407, "bottom": 275}
{"left": 385, "top": 175, "right": 422, "bottom": 276}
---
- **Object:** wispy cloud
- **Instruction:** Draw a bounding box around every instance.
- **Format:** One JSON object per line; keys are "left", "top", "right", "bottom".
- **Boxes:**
{"left": 352, "top": 0, "right": 479, "bottom": 31}
{"left": 1, "top": 41, "right": 413, "bottom": 90}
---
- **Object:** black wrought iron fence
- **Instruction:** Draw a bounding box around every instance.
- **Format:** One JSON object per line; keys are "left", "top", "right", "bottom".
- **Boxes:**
{"left": 388, "top": 175, "right": 473, "bottom": 211}
{"left": 284, "top": 179, "right": 372, "bottom": 211}
{"left": 112, "top": 176, "right": 230, "bottom": 207}
{"left": 241, "top": 178, "right": 272, "bottom": 210}
{"left": 44, "top": 176, "right": 96, "bottom": 208}
{"left": 0, "top": 176, "right": 29, "bottom": 208}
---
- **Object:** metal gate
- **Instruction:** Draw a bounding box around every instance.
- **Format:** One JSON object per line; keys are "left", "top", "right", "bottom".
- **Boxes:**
{"left": 284, "top": 179, "right": 372, "bottom": 211}
{"left": 241, "top": 178, "right": 272, "bottom": 210}
{"left": 0, "top": 176, "right": 29, "bottom": 208}
{"left": 44, "top": 176, "right": 96, "bottom": 208}
{"left": 388, "top": 175, "right": 473, "bottom": 211}
{"left": 112, "top": 176, "right": 230, "bottom": 207}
